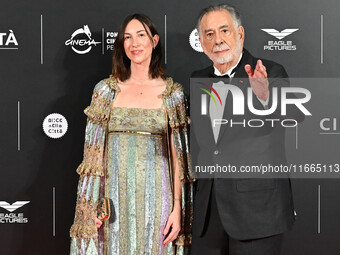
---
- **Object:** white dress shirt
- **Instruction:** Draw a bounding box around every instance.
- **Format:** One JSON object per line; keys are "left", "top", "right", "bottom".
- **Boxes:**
{"left": 210, "top": 53, "right": 269, "bottom": 143}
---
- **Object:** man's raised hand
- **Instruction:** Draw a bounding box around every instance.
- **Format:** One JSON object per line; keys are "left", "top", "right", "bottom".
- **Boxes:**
{"left": 245, "top": 59, "right": 270, "bottom": 101}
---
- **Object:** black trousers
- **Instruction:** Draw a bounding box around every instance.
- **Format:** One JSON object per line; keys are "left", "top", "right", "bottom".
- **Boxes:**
{"left": 191, "top": 185, "right": 283, "bottom": 255}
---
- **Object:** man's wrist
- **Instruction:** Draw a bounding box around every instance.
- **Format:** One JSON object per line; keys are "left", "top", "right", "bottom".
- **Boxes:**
{"left": 258, "top": 90, "right": 270, "bottom": 101}
{"left": 257, "top": 90, "right": 270, "bottom": 107}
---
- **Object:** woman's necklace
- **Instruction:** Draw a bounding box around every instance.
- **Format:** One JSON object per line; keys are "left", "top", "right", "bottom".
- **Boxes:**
{"left": 130, "top": 76, "right": 149, "bottom": 95}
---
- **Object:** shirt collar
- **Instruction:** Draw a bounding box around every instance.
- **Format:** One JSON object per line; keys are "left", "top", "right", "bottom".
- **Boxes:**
{"left": 213, "top": 52, "right": 243, "bottom": 77}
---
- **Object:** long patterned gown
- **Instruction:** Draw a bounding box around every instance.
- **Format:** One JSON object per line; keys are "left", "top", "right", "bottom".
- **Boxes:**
{"left": 70, "top": 77, "right": 194, "bottom": 255}
{"left": 105, "top": 106, "right": 174, "bottom": 254}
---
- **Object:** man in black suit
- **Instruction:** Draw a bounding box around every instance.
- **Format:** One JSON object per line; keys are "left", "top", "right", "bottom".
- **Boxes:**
{"left": 190, "top": 4, "right": 304, "bottom": 255}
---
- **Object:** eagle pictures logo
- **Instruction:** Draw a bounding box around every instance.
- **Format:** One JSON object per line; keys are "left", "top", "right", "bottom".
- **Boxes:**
{"left": 0, "top": 201, "right": 30, "bottom": 224}
{"left": 261, "top": 28, "right": 299, "bottom": 51}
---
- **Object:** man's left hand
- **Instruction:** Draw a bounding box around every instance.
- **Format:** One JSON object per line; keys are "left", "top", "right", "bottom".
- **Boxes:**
{"left": 245, "top": 59, "right": 270, "bottom": 101}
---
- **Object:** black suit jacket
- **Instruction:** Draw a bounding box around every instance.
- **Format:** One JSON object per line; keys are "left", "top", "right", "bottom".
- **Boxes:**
{"left": 191, "top": 49, "right": 303, "bottom": 240}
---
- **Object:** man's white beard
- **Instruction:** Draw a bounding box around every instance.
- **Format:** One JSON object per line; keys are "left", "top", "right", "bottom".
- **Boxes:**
{"left": 215, "top": 53, "right": 233, "bottom": 65}
{"left": 208, "top": 38, "right": 242, "bottom": 65}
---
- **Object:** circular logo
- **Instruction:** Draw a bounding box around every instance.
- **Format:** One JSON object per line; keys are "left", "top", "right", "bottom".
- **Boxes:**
{"left": 189, "top": 29, "right": 203, "bottom": 52}
{"left": 43, "top": 113, "right": 68, "bottom": 139}
{"left": 65, "top": 25, "right": 101, "bottom": 54}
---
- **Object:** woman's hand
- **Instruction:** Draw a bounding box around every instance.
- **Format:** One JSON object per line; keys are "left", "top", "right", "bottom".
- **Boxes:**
{"left": 163, "top": 203, "right": 181, "bottom": 246}
{"left": 95, "top": 217, "right": 103, "bottom": 229}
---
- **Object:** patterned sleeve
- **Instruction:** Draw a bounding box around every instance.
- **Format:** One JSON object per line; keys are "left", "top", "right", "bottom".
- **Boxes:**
{"left": 70, "top": 80, "right": 115, "bottom": 255}
{"left": 163, "top": 80, "right": 196, "bottom": 254}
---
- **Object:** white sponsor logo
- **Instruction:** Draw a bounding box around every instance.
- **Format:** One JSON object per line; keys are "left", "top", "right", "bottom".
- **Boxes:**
{"left": 189, "top": 29, "right": 203, "bottom": 52}
{"left": 261, "top": 29, "right": 299, "bottom": 40}
{"left": 0, "top": 201, "right": 30, "bottom": 212}
{"left": 65, "top": 25, "right": 101, "bottom": 54}
{"left": 0, "top": 30, "right": 18, "bottom": 49}
{"left": 261, "top": 28, "right": 298, "bottom": 51}
{"left": 43, "top": 113, "right": 68, "bottom": 139}
{"left": 0, "top": 201, "right": 30, "bottom": 223}
{"left": 105, "top": 31, "right": 118, "bottom": 51}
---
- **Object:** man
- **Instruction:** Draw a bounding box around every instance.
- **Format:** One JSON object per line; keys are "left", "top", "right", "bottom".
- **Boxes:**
{"left": 190, "top": 4, "right": 304, "bottom": 255}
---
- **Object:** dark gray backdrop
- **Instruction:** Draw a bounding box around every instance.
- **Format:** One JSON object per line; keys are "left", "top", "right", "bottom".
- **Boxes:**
{"left": 0, "top": 0, "right": 339, "bottom": 254}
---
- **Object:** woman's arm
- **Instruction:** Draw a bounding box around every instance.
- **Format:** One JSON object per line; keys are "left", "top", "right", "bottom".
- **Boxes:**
{"left": 70, "top": 79, "right": 114, "bottom": 254}
{"left": 162, "top": 130, "right": 182, "bottom": 246}
{"left": 162, "top": 79, "right": 195, "bottom": 251}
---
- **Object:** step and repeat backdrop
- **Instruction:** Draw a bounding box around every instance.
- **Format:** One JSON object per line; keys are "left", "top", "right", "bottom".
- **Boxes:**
{"left": 0, "top": 0, "right": 339, "bottom": 254}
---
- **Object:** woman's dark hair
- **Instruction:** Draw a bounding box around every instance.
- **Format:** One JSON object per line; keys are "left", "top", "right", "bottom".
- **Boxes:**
{"left": 112, "top": 13, "right": 165, "bottom": 81}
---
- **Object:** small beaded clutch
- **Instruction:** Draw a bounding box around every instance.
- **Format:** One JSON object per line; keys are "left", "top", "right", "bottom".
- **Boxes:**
{"left": 97, "top": 197, "right": 111, "bottom": 221}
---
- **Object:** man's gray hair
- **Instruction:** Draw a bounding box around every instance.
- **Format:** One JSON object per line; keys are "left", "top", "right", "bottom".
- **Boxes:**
{"left": 196, "top": 4, "right": 242, "bottom": 36}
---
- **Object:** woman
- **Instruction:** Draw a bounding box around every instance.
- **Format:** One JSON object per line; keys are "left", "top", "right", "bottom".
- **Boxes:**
{"left": 69, "top": 13, "right": 195, "bottom": 255}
